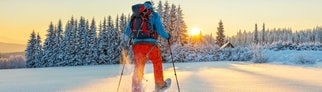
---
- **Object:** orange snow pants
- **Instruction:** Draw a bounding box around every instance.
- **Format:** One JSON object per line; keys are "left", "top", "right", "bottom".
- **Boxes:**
{"left": 132, "top": 43, "right": 164, "bottom": 92}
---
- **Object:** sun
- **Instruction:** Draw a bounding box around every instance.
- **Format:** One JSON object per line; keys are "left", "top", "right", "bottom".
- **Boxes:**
{"left": 189, "top": 27, "right": 201, "bottom": 36}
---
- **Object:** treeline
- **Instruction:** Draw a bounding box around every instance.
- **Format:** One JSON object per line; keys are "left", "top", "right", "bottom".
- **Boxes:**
{"left": 229, "top": 24, "right": 322, "bottom": 46}
{"left": 25, "top": 1, "right": 188, "bottom": 68}
{"left": 0, "top": 55, "right": 25, "bottom": 69}
{"left": 26, "top": 16, "right": 123, "bottom": 68}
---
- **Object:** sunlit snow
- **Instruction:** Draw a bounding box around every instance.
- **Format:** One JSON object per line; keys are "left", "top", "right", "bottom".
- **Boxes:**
{"left": 1, "top": 61, "right": 322, "bottom": 92}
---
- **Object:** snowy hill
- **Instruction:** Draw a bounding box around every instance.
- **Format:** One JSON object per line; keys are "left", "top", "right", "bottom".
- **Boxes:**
{"left": 0, "top": 42, "right": 25, "bottom": 53}
{"left": 1, "top": 62, "right": 322, "bottom": 92}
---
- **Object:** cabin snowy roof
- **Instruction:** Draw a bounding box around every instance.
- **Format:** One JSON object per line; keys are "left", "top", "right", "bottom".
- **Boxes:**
{"left": 220, "top": 42, "right": 234, "bottom": 49}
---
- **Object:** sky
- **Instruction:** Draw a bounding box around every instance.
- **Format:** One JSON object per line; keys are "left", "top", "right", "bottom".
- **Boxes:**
{"left": 1, "top": 0, "right": 322, "bottom": 45}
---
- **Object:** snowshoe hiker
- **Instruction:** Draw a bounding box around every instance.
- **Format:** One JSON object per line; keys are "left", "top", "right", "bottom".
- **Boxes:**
{"left": 125, "top": 1, "right": 171, "bottom": 92}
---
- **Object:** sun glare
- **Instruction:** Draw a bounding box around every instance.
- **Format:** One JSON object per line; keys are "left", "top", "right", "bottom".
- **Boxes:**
{"left": 189, "top": 27, "right": 201, "bottom": 36}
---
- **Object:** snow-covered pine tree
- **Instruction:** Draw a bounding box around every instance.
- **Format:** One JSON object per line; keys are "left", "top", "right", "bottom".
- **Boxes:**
{"left": 70, "top": 18, "right": 82, "bottom": 66}
{"left": 60, "top": 19, "right": 73, "bottom": 66}
{"left": 34, "top": 33, "right": 43, "bottom": 67}
{"left": 287, "top": 30, "right": 293, "bottom": 42}
{"left": 42, "top": 22, "right": 56, "bottom": 67}
{"left": 106, "top": 16, "right": 114, "bottom": 64}
{"left": 177, "top": 5, "right": 188, "bottom": 46}
{"left": 157, "top": 1, "right": 163, "bottom": 21}
{"left": 254, "top": 23, "right": 258, "bottom": 44}
{"left": 107, "top": 16, "right": 113, "bottom": 28}
{"left": 115, "top": 15, "right": 119, "bottom": 32}
{"left": 308, "top": 30, "right": 315, "bottom": 43}
{"left": 243, "top": 30, "right": 247, "bottom": 46}
{"left": 268, "top": 30, "right": 274, "bottom": 44}
{"left": 262, "top": 23, "right": 266, "bottom": 43}
{"left": 216, "top": 20, "right": 225, "bottom": 47}
{"left": 169, "top": 4, "right": 178, "bottom": 44}
{"left": 106, "top": 16, "right": 121, "bottom": 64}
{"left": 98, "top": 17, "right": 109, "bottom": 64}
{"left": 237, "top": 30, "right": 243, "bottom": 46}
{"left": 318, "top": 27, "right": 322, "bottom": 43}
{"left": 317, "top": 27, "right": 322, "bottom": 43}
{"left": 163, "top": 1, "right": 170, "bottom": 32}
{"left": 53, "top": 20, "right": 64, "bottom": 66}
{"left": 85, "top": 18, "right": 98, "bottom": 65}
{"left": 59, "top": 17, "right": 78, "bottom": 66}
{"left": 119, "top": 13, "right": 127, "bottom": 33}
{"left": 118, "top": 13, "right": 134, "bottom": 64}
{"left": 159, "top": 1, "right": 171, "bottom": 62}
{"left": 119, "top": 14, "right": 133, "bottom": 61}
{"left": 85, "top": 20, "right": 91, "bottom": 65}
{"left": 77, "top": 17, "right": 89, "bottom": 65}
{"left": 25, "top": 31, "right": 37, "bottom": 68}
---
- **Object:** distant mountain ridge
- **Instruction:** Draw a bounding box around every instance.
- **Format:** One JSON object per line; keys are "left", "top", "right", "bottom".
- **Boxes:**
{"left": 0, "top": 42, "right": 26, "bottom": 53}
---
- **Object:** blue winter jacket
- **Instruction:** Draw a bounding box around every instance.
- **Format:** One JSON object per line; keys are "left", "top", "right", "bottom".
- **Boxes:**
{"left": 125, "top": 12, "right": 169, "bottom": 44}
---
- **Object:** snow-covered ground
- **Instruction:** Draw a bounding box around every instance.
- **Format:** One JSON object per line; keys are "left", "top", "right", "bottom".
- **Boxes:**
{"left": 263, "top": 50, "right": 322, "bottom": 65}
{"left": 1, "top": 61, "right": 322, "bottom": 92}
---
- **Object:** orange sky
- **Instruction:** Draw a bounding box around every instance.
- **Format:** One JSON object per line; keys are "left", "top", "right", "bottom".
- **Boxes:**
{"left": 1, "top": 0, "right": 322, "bottom": 45}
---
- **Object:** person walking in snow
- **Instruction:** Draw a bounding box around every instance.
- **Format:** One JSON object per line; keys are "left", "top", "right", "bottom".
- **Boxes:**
{"left": 125, "top": 1, "right": 171, "bottom": 92}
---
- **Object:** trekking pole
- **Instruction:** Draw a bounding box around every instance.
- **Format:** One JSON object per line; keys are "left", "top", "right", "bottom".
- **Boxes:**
{"left": 117, "top": 63, "right": 126, "bottom": 92}
{"left": 167, "top": 40, "right": 181, "bottom": 92}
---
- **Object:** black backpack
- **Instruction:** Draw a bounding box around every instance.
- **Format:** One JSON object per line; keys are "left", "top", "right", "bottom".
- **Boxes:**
{"left": 130, "top": 4, "right": 158, "bottom": 39}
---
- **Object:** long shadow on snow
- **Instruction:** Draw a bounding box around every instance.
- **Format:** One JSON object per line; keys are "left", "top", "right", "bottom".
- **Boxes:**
{"left": 228, "top": 66, "right": 322, "bottom": 92}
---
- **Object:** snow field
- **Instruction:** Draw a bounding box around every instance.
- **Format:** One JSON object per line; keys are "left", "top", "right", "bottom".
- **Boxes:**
{"left": 1, "top": 62, "right": 322, "bottom": 92}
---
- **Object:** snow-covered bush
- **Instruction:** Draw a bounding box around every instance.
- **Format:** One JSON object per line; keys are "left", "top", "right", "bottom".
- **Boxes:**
{"left": 295, "top": 54, "right": 316, "bottom": 64}
{"left": 268, "top": 41, "right": 322, "bottom": 51}
{"left": 251, "top": 44, "right": 268, "bottom": 63}
{"left": 171, "top": 44, "right": 210, "bottom": 62}
{"left": 0, "top": 58, "right": 9, "bottom": 69}
{"left": 169, "top": 43, "right": 252, "bottom": 62}
{"left": 0, "top": 55, "right": 26, "bottom": 69}
{"left": 269, "top": 41, "right": 296, "bottom": 51}
{"left": 171, "top": 44, "right": 189, "bottom": 62}
{"left": 230, "top": 47, "right": 252, "bottom": 61}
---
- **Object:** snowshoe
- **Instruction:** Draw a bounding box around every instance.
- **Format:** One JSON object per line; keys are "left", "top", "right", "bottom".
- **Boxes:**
{"left": 155, "top": 78, "right": 171, "bottom": 92}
